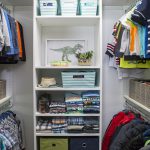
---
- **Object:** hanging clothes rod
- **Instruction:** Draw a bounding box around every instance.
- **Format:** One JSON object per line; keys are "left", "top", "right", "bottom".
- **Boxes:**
{"left": 124, "top": 95, "right": 150, "bottom": 121}
{"left": 0, "top": 97, "right": 12, "bottom": 114}
{"left": 125, "top": 0, "right": 141, "bottom": 13}
{"left": 0, "top": 2, "right": 10, "bottom": 13}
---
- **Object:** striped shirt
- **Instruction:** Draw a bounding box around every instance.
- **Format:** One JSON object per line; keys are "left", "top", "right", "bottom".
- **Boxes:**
{"left": 131, "top": 0, "right": 150, "bottom": 57}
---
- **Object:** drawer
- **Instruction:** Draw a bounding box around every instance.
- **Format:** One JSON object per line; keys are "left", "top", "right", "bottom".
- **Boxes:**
{"left": 40, "top": 138, "right": 68, "bottom": 150}
{"left": 70, "top": 137, "right": 99, "bottom": 150}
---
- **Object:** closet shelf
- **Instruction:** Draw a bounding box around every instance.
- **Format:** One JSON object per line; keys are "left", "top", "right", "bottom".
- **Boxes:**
{"left": 35, "top": 87, "right": 100, "bottom": 91}
{"left": 35, "top": 112, "right": 100, "bottom": 117}
{"left": 36, "top": 16, "right": 100, "bottom": 26}
{"left": 124, "top": 95, "right": 150, "bottom": 113}
{"left": 36, "top": 133, "right": 100, "bottom": 137}
{"left": 0, "top": 96, "right": 11, "bottom": 106}
{"left": 35, "top": 66, "right": 101, "bottom": 69}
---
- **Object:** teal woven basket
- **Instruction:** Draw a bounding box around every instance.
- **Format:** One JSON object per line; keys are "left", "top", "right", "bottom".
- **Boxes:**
{"left": 61, "top": 71, "right": 96, "bottom": 88}
{"left": 39, "top": 0, "right": 57, "bottom": 16}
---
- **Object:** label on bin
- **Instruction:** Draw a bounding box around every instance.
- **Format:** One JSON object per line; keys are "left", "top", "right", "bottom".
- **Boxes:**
{"left": 73, "top": 75, "right": 84, "bottom": 79}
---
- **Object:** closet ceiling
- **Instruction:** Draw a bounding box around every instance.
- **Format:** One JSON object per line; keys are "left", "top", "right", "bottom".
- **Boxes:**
{"left": 2, "top": 0, "right": 133, "bottom": 6}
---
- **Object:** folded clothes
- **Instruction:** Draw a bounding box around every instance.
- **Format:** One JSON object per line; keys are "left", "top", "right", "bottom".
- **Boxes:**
{"left": 50, "top": 108, "right": 66, "bottom": 114}
{"left": 52, "top": 128, "right": 67, "bottom": 133}
{"left": 49, "top": 102, "right": 66, "bottom": 114}
{"left": 36, "top": 116, "right": 99, "bottom": 134}
{"left": 52, "top": 124, "right": 68, "bottom": 129}
{"left": 84, "top": 105, "right": 99, "bottom": 108}
{"left": 65, "top": 93, "right": 82, "bottom": 101}
{"left": 67, "top": 106, "right": 83, "bottom": 111}
{"left": 67, "top": 125, "right": 84, "bottom": 130}
{"left": 68, "top": 117, "right": 84, "bottom": 126}
{"left": 83, "top": 108, "right": 99, "bottom": 113}
{"left": 36, "top": 120, "right": 52, "bottom": 132}
{"left": 49, "top": 102, "right": 66, "bottom": 108}
{"left": 66, "top": 101, "right": 83, "bottom": 104}
{"left": 83, "top": 101, "right": 100, "bottom": 106}
{"left": 82, "top": 91, "right": 100, "bottom": 114}
{"left": 52, "top": 118, "right": 67, "bottom": 124}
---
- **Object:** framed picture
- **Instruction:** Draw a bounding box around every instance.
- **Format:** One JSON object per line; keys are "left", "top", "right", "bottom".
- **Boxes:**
{"left": 45, "top": 39, "right": 87, "bottom": 66}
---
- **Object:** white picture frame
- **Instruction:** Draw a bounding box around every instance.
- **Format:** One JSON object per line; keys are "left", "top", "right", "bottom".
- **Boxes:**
{"left": 45, "top": 39, "right": 87, "bottom": 66}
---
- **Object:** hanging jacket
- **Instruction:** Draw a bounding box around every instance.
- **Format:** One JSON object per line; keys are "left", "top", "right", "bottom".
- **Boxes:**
{"left": 110, "top": 120, "right": 150, "bottom": 150}
{"left": 140, "top": 145, "right": 150, "bottom": 150}
{"left": 7, "top": 14, "right": 19, "bottom": 55}
{"left": 0, "top": 8, "right": 11, "bottom": 47}
{"left": 16, "top": 21, "right": 26, "bottom": 61}
{"left": 102, "top": 111, "right": 136, "bottom": 150}
{"left": 110, "top": 119, "right": 144, "bottom": 149}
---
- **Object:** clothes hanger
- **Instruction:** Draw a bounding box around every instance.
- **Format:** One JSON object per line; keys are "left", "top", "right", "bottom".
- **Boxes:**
{"left": 125, "top": 0, "right": 141, "bottom": 13}
{"left": 0, "top": 2, "right": 10, "bottom": 14}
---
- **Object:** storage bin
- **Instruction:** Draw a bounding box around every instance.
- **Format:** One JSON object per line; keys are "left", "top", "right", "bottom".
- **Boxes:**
{"left": 40, "top": 138, "right": 68, "bottom": 150}
{"left": 145, "top": 83, "right": 150, "bottom": 108}
{"left": 0, "top": 80, "right": 6, "bottom": 100}
{"left": 61, "top": 71, "right": 96, "bottom": 88}
{"left": 135, "top": 81, "right": 142, "bottom": 103}
{"left": 129, "top": 79, "right": 150, "bottom": 108}
{"left": 69, "top": 137, "right": 99, "bottom": 150}
{"left": 39, "top": 0, "right": 57, "bottom": 16}
{"left": 80, "top": 0, "right": 97, "bottom": 16}
{"left": 61, "top": 0, "right": 78, "bottom": 16}
{"left": 129, "top": 79, "right": 136, "bottom": 99}
{"left": 140, "top": 83, "right": 146, "bottom": 106}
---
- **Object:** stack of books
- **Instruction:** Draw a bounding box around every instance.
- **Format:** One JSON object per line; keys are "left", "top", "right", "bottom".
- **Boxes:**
{"left": 80, "top": 0, "right": 97, "bottom": 16}
{"left": 61, "top": 0, "right": 77, "bottom": 16}
{"left": 40, "top": 0, "right": 57, "bottom": 16}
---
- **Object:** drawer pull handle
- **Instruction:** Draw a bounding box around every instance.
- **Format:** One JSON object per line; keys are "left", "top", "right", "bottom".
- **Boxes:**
{"left": 82, "top": 143, "right": 87, "bottom": 148}
{"left": 52, "top": 144, "right": 56, "bottom": 147}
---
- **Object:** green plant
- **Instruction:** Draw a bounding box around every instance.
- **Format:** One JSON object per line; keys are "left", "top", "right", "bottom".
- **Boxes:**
{"left": 76, "top": 51, "right": 94, "bottom": 60}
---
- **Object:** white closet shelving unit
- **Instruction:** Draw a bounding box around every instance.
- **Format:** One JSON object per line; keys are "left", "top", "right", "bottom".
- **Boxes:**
{"left": 33, "top": 0, "right": 102, "bottom": 150}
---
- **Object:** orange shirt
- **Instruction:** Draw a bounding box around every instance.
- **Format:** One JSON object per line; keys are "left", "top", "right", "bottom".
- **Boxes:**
{"left": 16, "top": 21, "right": 23, "bottom": 58}
{"left": 126, "top": 19, "right": 136, "bottom": 54}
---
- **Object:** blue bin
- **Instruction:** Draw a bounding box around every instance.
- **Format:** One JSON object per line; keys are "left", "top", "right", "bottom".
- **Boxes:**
{"left": 61, "top": 71, "right": 96, "bottom": 88}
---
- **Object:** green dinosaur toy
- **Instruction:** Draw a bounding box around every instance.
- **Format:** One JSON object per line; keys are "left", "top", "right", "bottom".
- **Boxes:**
{"left": 50, "top": 44, "right": 83, "bottom": 62}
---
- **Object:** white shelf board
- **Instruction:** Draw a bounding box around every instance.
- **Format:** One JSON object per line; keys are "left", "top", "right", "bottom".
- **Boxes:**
{"left": 36, "top": 16, "right": 100, "bottom": 26}
{"left": 35, "top": 112, "right": 100, "bottom": 117}
{"left": 0, "top": 96, "right": 11, "bottom": 106}
{"left": 35, "top": 87, "right": 100, "bottom": 91}
{"left": 36, "top": 133, "right": 100, "bottom": 137}
{"left": 124, "top": 95, "right": 150, "bottom": 113}
{"left": 35, "top": 66, "right": 100, "bottom": 69}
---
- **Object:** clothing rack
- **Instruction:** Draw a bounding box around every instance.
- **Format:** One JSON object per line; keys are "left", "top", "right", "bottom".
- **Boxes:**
{"left": 124, "top": 95, "right": 150, "bottom": 122}
{"left": 0, "top": 96, "right": 12, "bottom": 114}
{"left": 125, "top": 0, "right": 140, "bottom": 13}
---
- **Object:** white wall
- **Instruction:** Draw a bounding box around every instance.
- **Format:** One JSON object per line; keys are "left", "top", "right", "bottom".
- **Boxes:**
{"left": 13, "top": 6, "right": 33, "bottom": 150}
{"left": 102, "top": 6, "right": 125, "bottom": 134}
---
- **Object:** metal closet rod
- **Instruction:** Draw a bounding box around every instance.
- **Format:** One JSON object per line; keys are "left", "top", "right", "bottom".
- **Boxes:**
{"left": 125, "top": 0, "right": 140, "bottom": 13}
{"left": 0, "top": 2, "right": 10, "bottom": 13}
{"left": 125, "top": 101, "right": 150, "bottom": 122}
